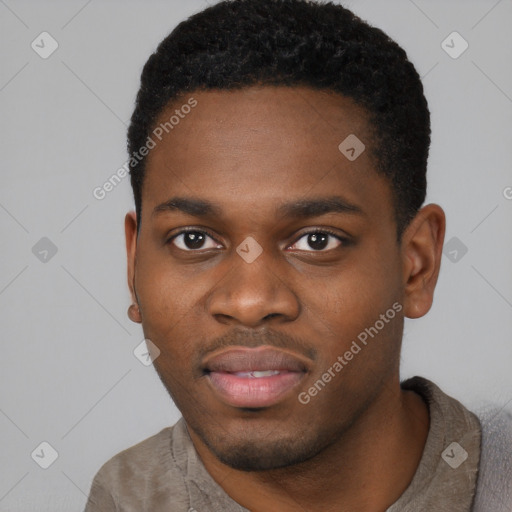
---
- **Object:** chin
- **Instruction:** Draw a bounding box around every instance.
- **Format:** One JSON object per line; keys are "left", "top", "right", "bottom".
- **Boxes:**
{"left": 211, "top": 440, "right": 319, "bottom": 472}
{"left": 194, "top": 420, "right": 338, "bottom": 472}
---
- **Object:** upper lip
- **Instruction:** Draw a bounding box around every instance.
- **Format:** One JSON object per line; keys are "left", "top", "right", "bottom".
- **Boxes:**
{"left": 203, "top": 347, "right": 310, "bottom": 373}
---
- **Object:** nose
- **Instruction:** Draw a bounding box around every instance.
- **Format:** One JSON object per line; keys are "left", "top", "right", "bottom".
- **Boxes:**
{"left": 207, "top": 248, "right": 300, "bottom": 328}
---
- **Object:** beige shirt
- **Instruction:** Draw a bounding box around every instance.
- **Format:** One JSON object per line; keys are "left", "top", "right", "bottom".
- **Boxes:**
{"left": 84, "top": 376, "right": 481, "bottom": 511}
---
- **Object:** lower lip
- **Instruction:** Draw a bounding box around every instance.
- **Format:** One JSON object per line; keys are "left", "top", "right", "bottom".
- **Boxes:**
{"left": 207, "top": 371, "right": 305, "bottom": 408}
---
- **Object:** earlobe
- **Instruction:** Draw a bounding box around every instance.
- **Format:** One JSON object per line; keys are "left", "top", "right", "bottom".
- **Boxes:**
{"left": 128, "top": 302, "right": 142, "bottom": 323}
{"left": 125, "top": 211, "right": 142, "bottom": 324}
{"left": 401, "top": 204, "right": 446, "bottom": 319}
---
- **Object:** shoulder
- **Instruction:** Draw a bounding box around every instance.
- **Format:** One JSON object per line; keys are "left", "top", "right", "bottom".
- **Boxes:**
{"left": 85, "top": 420, "right": 191, "bottom": 511}
{"left": 98, "top": 425, "right": 174, "bottom": 473}
{"left": 472, "top": 405, "right": 512, "bottom": 512}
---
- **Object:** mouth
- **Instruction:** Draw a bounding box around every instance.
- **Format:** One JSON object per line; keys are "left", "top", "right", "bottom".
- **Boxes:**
{"left": 202, "top": 346, "right": 309, "bottom": 408}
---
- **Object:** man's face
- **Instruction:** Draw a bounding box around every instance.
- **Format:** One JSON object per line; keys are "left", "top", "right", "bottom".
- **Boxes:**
{"left": 129, "top": 86, "right": 407, "bottom": 471}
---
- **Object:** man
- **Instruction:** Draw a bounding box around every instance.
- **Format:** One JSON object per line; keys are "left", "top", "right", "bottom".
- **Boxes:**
{"left": 85, "top": 0, "right": 512, "bottom": 510}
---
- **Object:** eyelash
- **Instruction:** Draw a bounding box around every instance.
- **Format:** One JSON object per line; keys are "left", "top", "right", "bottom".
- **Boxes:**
{"left": 167, "top": 227, "right": 349, "bottom": 252}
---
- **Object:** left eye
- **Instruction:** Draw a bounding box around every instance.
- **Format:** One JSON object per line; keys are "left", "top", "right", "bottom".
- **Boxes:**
{"left": 289, "top": 231, "right": 344, "bottom": 252}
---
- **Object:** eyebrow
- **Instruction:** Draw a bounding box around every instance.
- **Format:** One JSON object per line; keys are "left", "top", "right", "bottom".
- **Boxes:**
{"left": 152, "top": 196, "right": 364, "bottom": 219}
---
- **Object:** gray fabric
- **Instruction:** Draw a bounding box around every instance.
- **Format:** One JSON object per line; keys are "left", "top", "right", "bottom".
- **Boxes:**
{"left": 83, "top": 421, "right": 245, "bottom": 512}
{"left": 84, "top": 376, "right": 485, "bottom": 511}
{"left": 472, "top": 404, "right": 512, "bottom": 512}
{"left": 390, "top": 377, "right": 481, "bottom": 511}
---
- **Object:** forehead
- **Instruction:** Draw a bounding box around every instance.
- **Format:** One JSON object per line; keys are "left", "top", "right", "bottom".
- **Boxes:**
{"left": 141, "top": 86, "right": 392, "bottom": 224}
{"left": 152, "top": 85, "right": 371, "bottom": 150}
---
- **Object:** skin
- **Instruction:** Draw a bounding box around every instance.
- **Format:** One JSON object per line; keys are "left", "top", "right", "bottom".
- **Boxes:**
{"left": 125, "top": 86, "right": 445, "bottom": 511}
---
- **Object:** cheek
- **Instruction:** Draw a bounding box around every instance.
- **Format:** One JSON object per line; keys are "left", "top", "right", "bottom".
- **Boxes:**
{"left": 302, "top": 288, "right": 403, "bottom": 413}
{"left": 136, "top": 240, "right": 190, "bottom": 313}
{"left": 134, "top": 249, "right": 191, "bottom": 346}
{"left": 303, "top": 248, "right": 403, "bottom": 364}
{"left": 134, "top": 249, "right": 223, "bottom": 367}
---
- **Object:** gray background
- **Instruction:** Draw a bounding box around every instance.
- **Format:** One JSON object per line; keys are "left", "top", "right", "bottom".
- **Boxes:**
{"left": 1, "top": 0, "right": 511, "bottom": 510}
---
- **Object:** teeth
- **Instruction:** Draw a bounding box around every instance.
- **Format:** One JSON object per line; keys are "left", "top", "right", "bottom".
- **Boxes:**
{"left": 234, "top": 370, "right": 281, "bottom": 378}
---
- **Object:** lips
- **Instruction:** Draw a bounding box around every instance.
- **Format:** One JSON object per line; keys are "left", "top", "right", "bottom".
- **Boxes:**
{"left": 203, "top": 347, "right": 309, "bottom": 408}
{"left": 204, "top": 347, "right": 308, "bottom": 373}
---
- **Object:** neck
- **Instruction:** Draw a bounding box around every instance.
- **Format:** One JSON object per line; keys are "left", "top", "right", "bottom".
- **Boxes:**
{"left": 188, "top": 377, "right": 429, "bottom": 512}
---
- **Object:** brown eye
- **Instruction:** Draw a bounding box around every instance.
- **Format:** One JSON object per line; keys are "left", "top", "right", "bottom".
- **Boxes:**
{"left": 169, "top": 230, "right": 221, "bottom": 251}
{"left": 289, "top": 230, "right": 346, "bottom": 252}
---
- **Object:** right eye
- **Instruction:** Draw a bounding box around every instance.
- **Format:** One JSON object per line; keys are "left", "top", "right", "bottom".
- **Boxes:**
{"left": 168, "top": 229, "right": 222, "bottom": 251}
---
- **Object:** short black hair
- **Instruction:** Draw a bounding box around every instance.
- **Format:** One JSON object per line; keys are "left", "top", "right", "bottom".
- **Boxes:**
{"left": 128, "top": 0, "right": 430, "bottom": 238}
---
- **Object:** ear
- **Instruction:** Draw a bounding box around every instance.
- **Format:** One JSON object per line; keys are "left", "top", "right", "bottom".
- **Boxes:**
{"left": 125, "top": 211, "right": 142, "bottom": 323}
{"left": 401, "top": 204, "right": 446, "bottom": 319}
